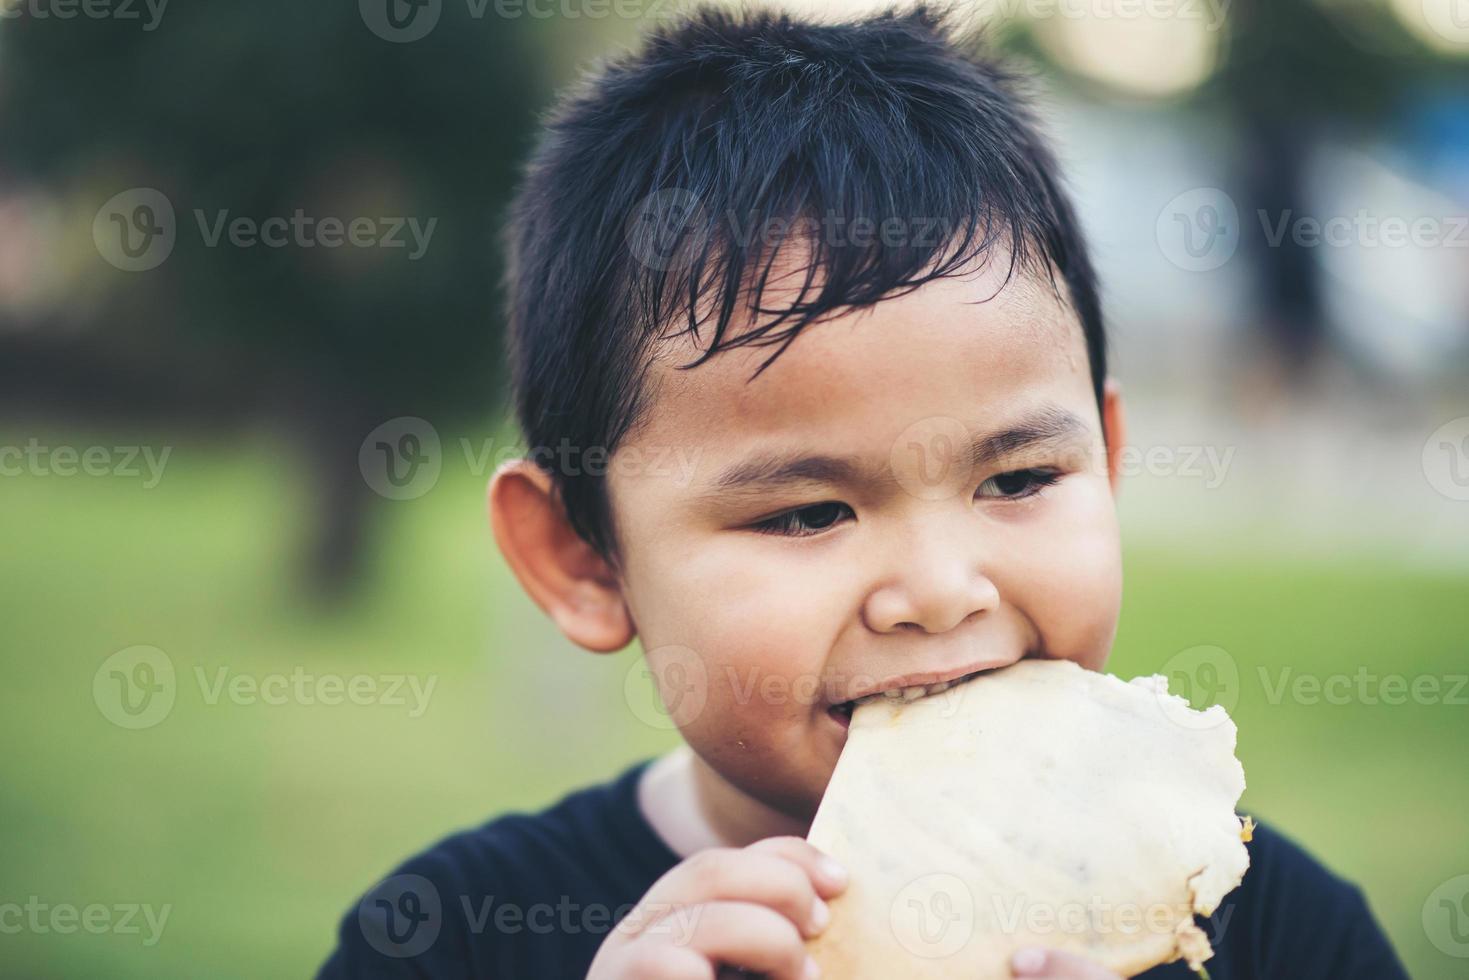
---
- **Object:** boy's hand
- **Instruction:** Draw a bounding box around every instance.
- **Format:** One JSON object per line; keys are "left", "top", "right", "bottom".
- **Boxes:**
{"left": 1011, "top": 947, "right": 1126, "bottom": 979}
{"left": 586, "top": 836, "right": 846, "bottom": 980}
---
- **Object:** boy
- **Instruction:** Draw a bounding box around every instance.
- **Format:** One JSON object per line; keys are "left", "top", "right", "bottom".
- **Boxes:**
{"left": 320, "top": 5, "right": 1407, "bottom": 978}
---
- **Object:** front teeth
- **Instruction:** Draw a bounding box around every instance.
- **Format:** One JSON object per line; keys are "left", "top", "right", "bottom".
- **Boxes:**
{"left": 867, "top": 677, "right": 963, "bottom": 705}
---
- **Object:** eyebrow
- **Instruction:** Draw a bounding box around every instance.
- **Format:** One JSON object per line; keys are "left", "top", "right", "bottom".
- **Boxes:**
{"left": 706, "top": 405, "right": 1089, "bottom": 495}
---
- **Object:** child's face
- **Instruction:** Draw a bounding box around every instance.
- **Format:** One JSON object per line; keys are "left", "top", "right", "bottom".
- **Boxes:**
{"left": 604, "top": 257, "right": 1124, "bottom": 821}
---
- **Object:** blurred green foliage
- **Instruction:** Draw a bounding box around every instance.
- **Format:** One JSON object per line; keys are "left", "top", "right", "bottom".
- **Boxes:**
{"left": 1, "top": 0, "right": 542, "bottom": 411}
{"left": 0, "top": 1, "right": 550, "bottom": 592}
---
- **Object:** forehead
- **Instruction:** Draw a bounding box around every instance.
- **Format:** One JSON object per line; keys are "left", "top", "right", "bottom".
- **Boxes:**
{"left": 632, "top": 254, "right": 1093, "bottom": 455}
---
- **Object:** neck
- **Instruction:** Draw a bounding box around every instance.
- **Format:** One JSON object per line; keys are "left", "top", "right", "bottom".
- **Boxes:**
{"left": 638, "top": 746, "right": 808, "bottom": 857}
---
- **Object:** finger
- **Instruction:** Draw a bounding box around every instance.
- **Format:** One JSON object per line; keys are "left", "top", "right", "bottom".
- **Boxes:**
{"left": 745, "top": 836, "right": 849, "bottom": 898}
{"left": 1011, "top": 947, "right": 1123, "bottom": 979}
{"left": 678, "top": 901, "right": 816, "bottom": 980}
{"left": 638, "top": 848, "right": 829, "bottom": 937}
{"left": 614, "top": 943, "right": 715, "bottom": 980}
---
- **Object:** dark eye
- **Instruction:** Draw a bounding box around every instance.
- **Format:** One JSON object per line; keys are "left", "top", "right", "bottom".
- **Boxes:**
{"left": 751, "top": 501, "right": 854, "bottom": 537}
{"left": 976, "top": 468, "right": 1061, "bottom": 500}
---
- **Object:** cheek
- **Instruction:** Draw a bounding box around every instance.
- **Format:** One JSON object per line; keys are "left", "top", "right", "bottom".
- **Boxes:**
{"left": 629, "top": 536, "right": 841, "bottom": 725}
{"left": 1003, "top": 480, "right": 1122, "bottom": 668}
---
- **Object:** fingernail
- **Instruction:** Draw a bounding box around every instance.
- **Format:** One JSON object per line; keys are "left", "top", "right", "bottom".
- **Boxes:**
{"left": 802, "top": 954, "right": 821, "bottom": 979}
{"left": 1012, "top": 947, "right": 1047, "bottom": 975}
{"left": 817, "top": 855, "right": 848, "bottom": 887}
{"left": 808, "top": 897, "right": 830, "bottom": 934}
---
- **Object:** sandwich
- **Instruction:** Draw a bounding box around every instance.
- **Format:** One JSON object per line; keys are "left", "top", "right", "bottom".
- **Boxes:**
{"left": 805, "top": 658, "right": 1250, "bottom": 978}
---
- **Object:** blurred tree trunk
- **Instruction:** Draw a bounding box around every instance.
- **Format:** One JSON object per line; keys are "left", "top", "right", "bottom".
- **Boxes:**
{"left": 1217, "top": 0, "right": 1405, "bottom": 383}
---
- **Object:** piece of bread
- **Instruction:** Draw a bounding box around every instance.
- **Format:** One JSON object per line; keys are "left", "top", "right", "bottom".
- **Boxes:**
{"left": 806, "top": 658, "right": 1249, "bottom": 978}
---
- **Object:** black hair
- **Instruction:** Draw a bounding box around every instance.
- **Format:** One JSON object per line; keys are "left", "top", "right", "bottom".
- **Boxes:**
{"left": 501, "top": 1, "right": 1106, "bottom": 565}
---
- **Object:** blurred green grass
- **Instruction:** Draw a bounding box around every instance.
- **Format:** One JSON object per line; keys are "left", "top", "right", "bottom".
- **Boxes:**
{"left": 2, "top": 426, "right": 1465, "bottom": 978}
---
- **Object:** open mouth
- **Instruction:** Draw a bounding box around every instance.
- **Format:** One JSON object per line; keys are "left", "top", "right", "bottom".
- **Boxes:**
{"left": 825, "top": 669, "right": 987, "bottom": 728}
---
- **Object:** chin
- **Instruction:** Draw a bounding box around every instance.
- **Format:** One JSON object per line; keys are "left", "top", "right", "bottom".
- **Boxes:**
{"left": 713, "top": 742, "right": 833, "bottom": 826}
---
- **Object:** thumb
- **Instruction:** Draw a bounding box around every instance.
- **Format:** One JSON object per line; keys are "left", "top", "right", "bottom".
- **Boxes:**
{"left": 1011, "top": 947, "right": 1123, "bottom": 979}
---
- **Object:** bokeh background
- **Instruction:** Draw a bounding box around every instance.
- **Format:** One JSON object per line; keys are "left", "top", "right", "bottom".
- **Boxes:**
{"left": 2, "top": 0, "right": 1467, "bottom": 976}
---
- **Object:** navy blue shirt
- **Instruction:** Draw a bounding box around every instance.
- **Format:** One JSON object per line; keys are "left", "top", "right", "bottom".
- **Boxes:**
{"left": 319, "top": 758, "right": 1408, "bottom": 979}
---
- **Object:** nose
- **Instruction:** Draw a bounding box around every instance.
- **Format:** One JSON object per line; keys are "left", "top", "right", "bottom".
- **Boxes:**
{"left": 861, "top": 526, "right": 1000, "bottom": 634}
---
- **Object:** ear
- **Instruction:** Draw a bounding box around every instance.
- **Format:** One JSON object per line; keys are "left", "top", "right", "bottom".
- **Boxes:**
{"left": 1101, "top": 377, "right": 1127, "bottom": 495}
{"left": 487, "top": 459, "right": 635, "bottom": 653}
